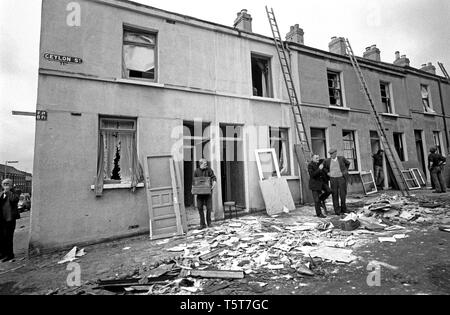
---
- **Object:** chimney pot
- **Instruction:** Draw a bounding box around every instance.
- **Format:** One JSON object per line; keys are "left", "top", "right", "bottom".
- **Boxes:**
{"left": 329, "top": 37, "right": 347, "bottom": 55}
{"left": 286, "top": 24, "right": 304, "bottom": 44}
{"left": 363, "top": 44, "right": 381, "bottom": 61}
{"left": 234, "top": 9, "right": 252, "bottom": 32}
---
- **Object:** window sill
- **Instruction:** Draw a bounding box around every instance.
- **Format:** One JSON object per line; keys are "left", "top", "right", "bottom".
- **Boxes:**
{"left": 348, "top": 171, "right": 360, "bottom": 175}
{"left": 423, "top": 111, "right": 437, "bottom": 116}
{"left": 250, "top": 96, "right": 285, "bottom": 103}
{"left": 90, "top": 183, "right": 145, "bottom": 190}
{"left": 116, "top": 78, "right": 165, "bottom": 89}
{"left": 328, "top": 106, "right": 350, "bottom": 112}
{"left": 380, "top": 113, "right": 399, "bottom": 118}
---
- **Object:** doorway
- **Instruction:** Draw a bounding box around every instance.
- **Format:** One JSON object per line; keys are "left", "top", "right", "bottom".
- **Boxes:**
{"left": 220, "top": 124, "right": 246, "bottom": 208}
{"left": 414, "top": 130, "right": 427, "bottom": 182}
{"left": 370, "top": 131, "right": 388, "bottom": 189}
{"left": 183, "top": 121, "right": 211, "bottom": 225}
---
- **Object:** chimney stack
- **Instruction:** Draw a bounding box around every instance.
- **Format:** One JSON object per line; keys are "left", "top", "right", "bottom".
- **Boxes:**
{"left": 393, "top": 51, "right": 410, "bottom": 67}
{"left": 329, "top": 37, "right": 347, "bottom": 55}
{"left": 420, "top": 62, "right": 436, "bottom": 74}
{"left": 286, "top": 24, "right": 304, "bottom": 45}
{"left": 234, "top": 9, "right": 252, "bottom": 32}
{"left": 363, "top": 44, "right": 381, "bottom": 62}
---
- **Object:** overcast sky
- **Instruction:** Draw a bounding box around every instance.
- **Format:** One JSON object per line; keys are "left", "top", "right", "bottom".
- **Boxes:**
{"left": 0, "top": 0, "right": 449, "bottom": 174}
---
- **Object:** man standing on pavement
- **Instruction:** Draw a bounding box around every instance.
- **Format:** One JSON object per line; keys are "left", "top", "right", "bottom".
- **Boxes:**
{"left": 308, "top": 154, "right": 331, "bottom": 218}
{"left": 323, "top": 148, "right": 351, "bottom": 216}
{"left": 372, "top": 149, "right": 384, "bottom": 190}
{"left": 192, "top": 159, "right": 217, "bottom": 229}
{"left": 428, "top": 146, "right": 447, "bottom": 193}
{"left": 0, "top": 179, "right": 21, "bottom": 262}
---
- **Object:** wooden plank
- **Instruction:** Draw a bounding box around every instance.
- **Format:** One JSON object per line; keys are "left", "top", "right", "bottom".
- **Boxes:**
{"left": 259, "top": 177, "right": 296, "bottom": 216}
{"left": 189, "top": 269, "right": 245, "bottom": 279}
{"left": 169, "top": 158, "right": 183, "bottom": 236}
{"left": 143, "top": 156, "right": 154, "bottom": 239}
{"left": 174, "top": 159, "right": 188, "bottom": 233}
{"left": 199, "top": 248, "right": 225, "bottom": 261}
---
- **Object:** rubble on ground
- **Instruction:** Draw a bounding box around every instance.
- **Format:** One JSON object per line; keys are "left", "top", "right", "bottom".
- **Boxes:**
{"left": 54, "top": 192, "right": 448, "bottom": 295}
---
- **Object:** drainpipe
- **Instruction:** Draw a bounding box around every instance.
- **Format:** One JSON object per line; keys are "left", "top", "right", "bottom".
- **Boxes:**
{"left": 437, "top": 79, "right": 450, "bottom": 153}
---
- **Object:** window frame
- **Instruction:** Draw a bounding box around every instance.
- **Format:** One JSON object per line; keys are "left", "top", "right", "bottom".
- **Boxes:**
{"left": 327, "top": 70, "right": 344, "bottom": 107}
{"left": 420, "top": 84, "right": 434, "bottom": 113}
{"left": 380, "top": 81, "right": 394, "bottom": 114}
{"left": 98, "top": 116, "right": 139, "bottom": 185}
{"left": 122, "top": 25, "right": 158, "bottom": 82}
{"left": 433, "top": 131, "right": 444, "bottom": 155}
{"left": 342, "top": 130, "right": 359, "bottom": 172}
{"left": 269, "top": 127, "right": 291, "bottom": 176}
{"left": 251, "top": 53, "right": 274, "bottom": 98}
{"left": 310, "top": 128, "right": 328, "bottom": 159}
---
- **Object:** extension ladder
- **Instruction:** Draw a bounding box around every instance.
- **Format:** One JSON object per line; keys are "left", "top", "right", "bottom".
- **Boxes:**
{"left": 345, "top": 39, "right": 410, "bottom": 196}
{"left": 265, "top": 6, "right": 311, "bottom": 161}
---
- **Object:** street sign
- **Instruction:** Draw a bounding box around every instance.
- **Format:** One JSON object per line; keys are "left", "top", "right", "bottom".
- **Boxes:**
{"left": 44, "top": 53, "right": 83, "bottom": 65}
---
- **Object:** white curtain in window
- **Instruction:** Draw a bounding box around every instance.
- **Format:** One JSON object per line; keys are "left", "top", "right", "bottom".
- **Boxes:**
{"left": 124, "top": 45, "right": 155, "bottom": 72}
{"left": 119, "top": 133, "right": 133, "bottom": 183}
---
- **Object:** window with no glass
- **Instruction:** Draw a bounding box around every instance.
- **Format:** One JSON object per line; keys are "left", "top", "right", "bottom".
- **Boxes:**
{"left": 251, "top": 54, "right": 273, "bottom": 98}
{"left": 123, "top": 28, "right": 157, "bottom": 81}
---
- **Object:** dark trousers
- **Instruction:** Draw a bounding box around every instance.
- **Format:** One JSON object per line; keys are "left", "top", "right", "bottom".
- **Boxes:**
{"left": 0, "top": 219, "right": 16, "bottom": 257}
{"left": 431, "top": 166, "right": 447, "bottom": 192}
{"left": 311, "top": 183, "right": 332, "bottom": 216}
{"left": 197, "top": 195, "right": 212, "bottom": 227}
{"left": 374, "top": 165, "right": 384, "bottom": 188}
{"left": 330, "top": 177, "right": 348, "bottom": 215}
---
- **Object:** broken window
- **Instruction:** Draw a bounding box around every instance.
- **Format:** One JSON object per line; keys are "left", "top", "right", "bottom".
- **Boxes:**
{"left": 251, "top": 54, "right": 273, "bottom": 98}
{"left": 270, "top": 127, "right": 290, "bottom": 175}
{"left": 393, "top": 132, "right": 406, "bottom": 161}
{"left": 328, "top": 71, "right": 343, "bottom": 106}
{"left": 123, "top": 29, "right": 157, "bottom": 80}
{"left": 342, "top": 130, "right": 358, "bottom": 171}
{"left": 94, "top": 118, "right": 144, "bottom": 196}
{"left": 380, "top": 82, "right": 393, "bottom": 113}
{"left": 421, "top": 84, "right": 434, "bottom": 113}
{"left": 311, "top": 128, "right": 327, "bottom": 159}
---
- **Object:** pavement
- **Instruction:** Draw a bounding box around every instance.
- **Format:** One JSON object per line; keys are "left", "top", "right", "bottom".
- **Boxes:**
{"left": 0, "top": 189, "right": 449, "bottom": 295}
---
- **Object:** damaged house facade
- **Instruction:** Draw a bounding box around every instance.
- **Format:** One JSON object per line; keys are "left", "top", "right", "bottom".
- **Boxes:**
{"left": 31, "top": 0, "right": 450, "bottom": 252}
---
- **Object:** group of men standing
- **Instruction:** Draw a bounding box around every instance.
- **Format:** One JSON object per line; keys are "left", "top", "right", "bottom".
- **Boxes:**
{"left": 308, "top": 145, "right": 448, "bottom": 218}
{"left": 308, "top": 148, "right": 351, "bottom": 218}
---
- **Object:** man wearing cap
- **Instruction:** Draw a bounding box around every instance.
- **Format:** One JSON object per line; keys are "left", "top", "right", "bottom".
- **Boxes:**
{"left": 322, "top": 149, "right": 351, "bottom": 216}
{"left": 0, "top": 179, "right": 21, "bottom": 262}
{"left": 428, "top": 146, "right": 447, "bottom": 193}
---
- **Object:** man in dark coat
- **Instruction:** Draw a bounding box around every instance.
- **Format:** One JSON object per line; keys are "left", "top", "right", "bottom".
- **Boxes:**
{"left": 308, "top": 155, "right": 331, "bottom": 218}
{"left": 428, "top": 146, "right": 447, "bottom": 193}
{"left": 372, "top": 149, "right": 384, "bottom": 190}
{"left": 322, "top": 148, "right": 351, "bottom": 216}
{"left": 192, "top": 159, "right": 217, "bottom": 229}
{"left": 0, "top": 179, "right": 21, "bottom": 262}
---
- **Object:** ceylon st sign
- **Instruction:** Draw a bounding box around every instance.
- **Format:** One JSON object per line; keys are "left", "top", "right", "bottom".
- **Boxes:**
{"left": 44, "top": 53, "right": 83, "bottom": 65}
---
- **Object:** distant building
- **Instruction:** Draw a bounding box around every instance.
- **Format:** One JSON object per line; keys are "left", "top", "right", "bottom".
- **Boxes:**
{"left": 31, "top": 0, "right": 450, "bottom": 253}
{"left": 0, "top": 164, "right": 32, "bottom": 194}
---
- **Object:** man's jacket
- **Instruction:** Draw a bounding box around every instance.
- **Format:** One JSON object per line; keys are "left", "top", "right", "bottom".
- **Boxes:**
{"left": 0, "top": 189, "right": 21, "bottom": 222}
{"left": 308, "top": 161, "right": 328, "bottom": 191}
{"left": 323, "top": 156, "right": 351, "bottom": 182}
